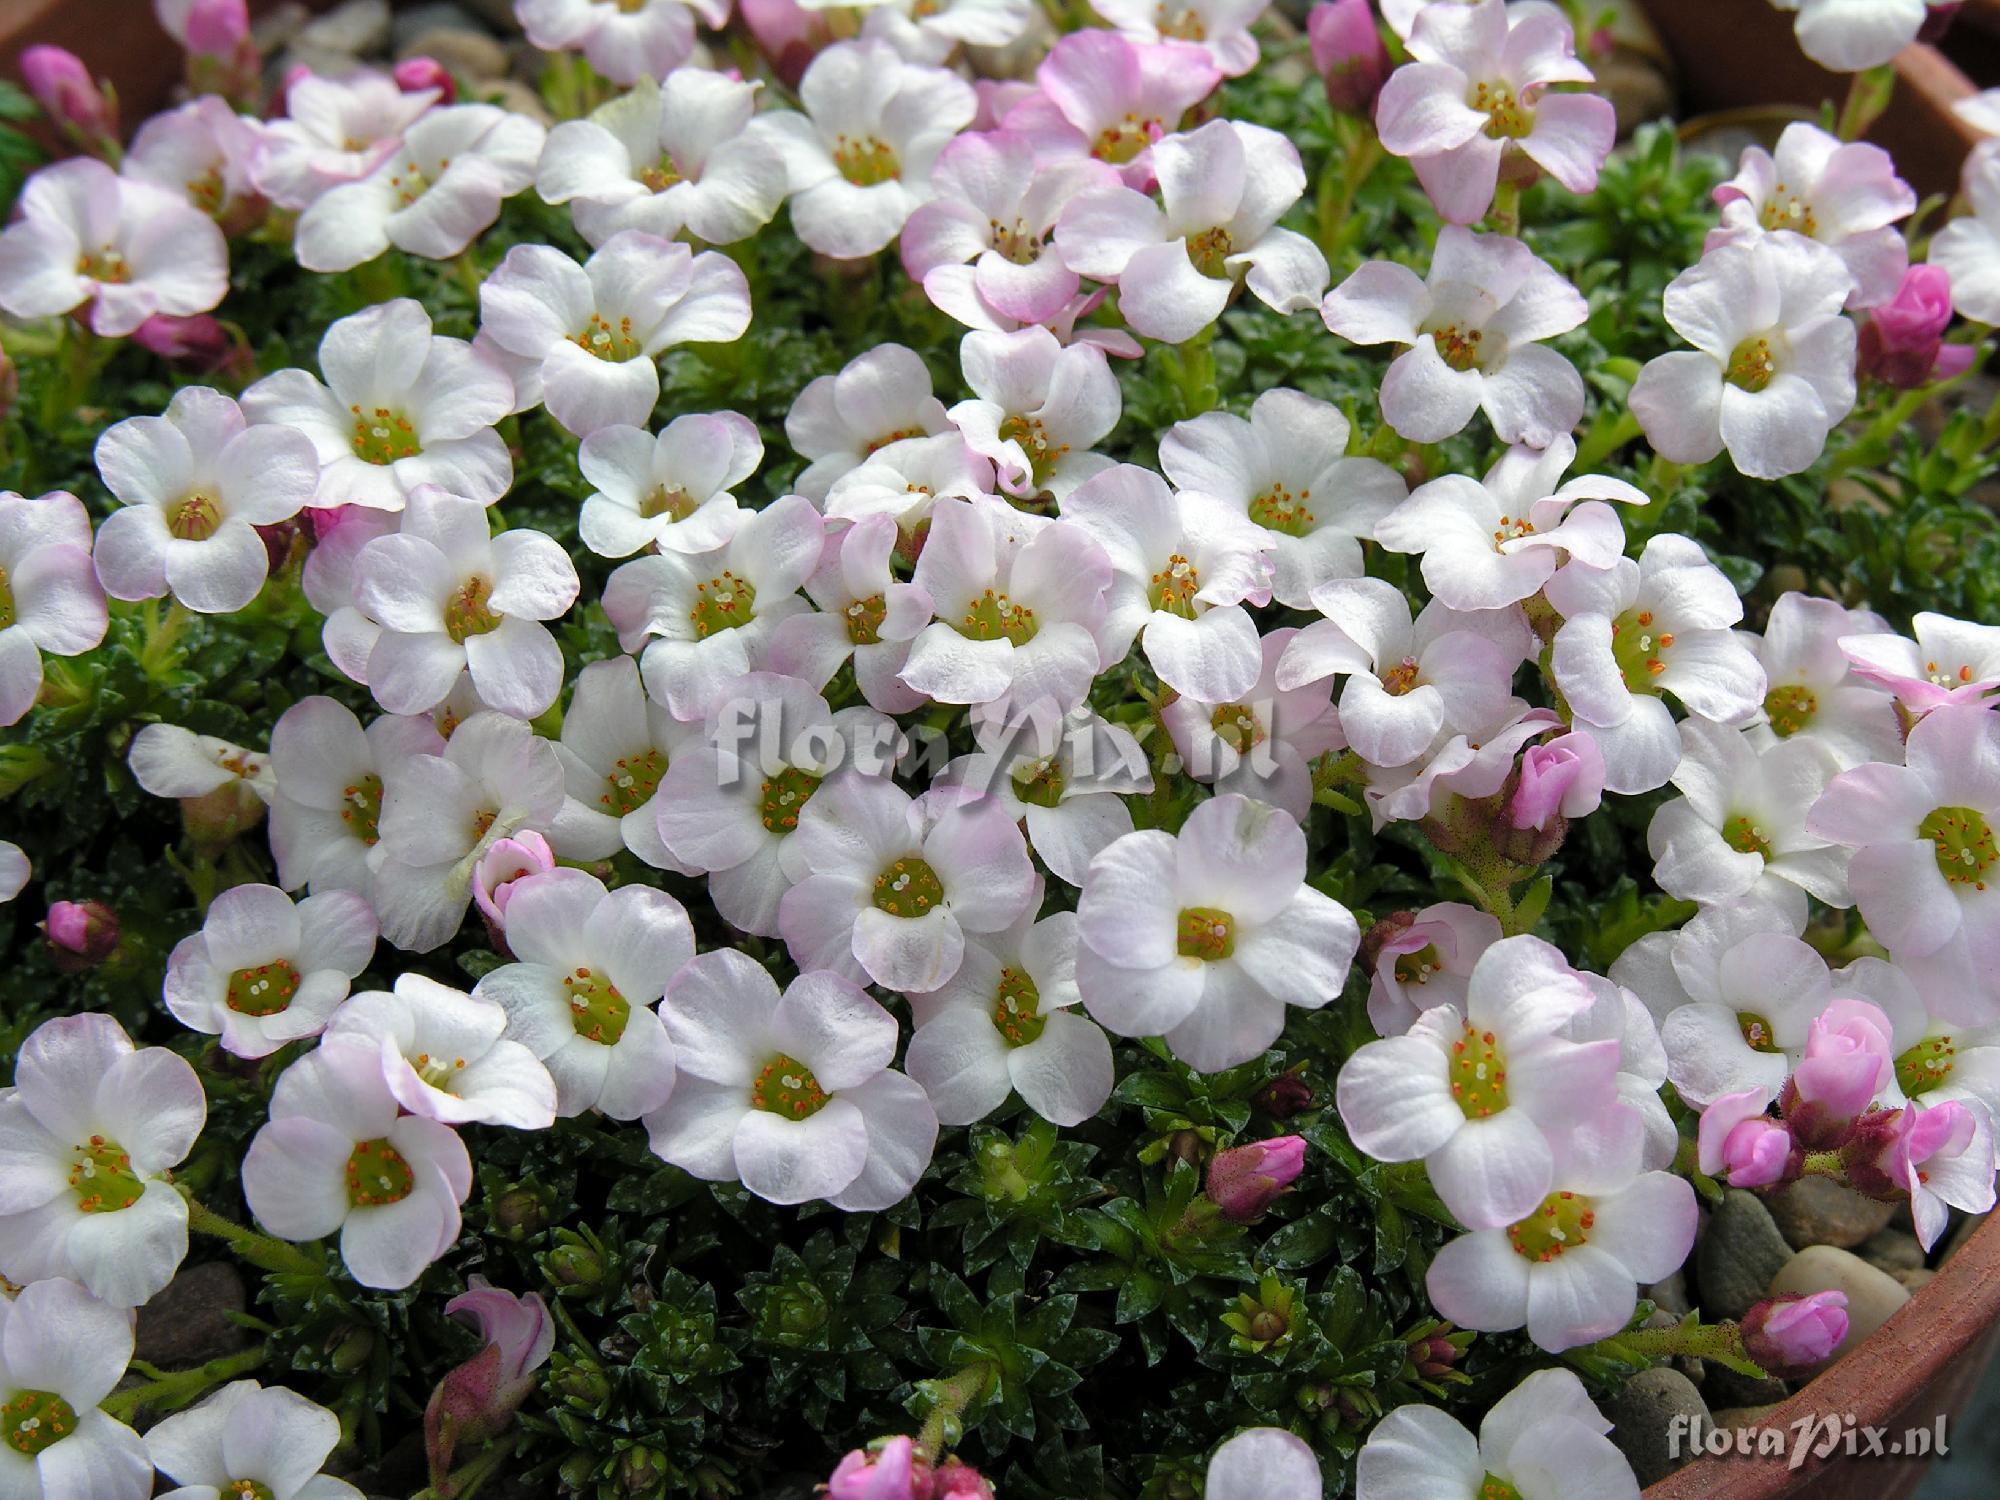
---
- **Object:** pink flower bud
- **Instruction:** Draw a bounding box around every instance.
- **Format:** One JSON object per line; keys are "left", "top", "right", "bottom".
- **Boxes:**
{"left": 1205, "top": 1135, "right": 1307, "bottom": 1223}
{"left": 472, "top": 832, "right": 557, "bottom": 930}
{"left": 21, "top": 47, "right": 117, "bottom": 143}
{"left": 424, "top": 1280, "right": 554, "bottom": 1486}
{"left": 1785, "top": 998, "right": 1894, "bottom": 1146}
{"left": 1857, "top": 265, "right": 1970, "bottom": 389}
{"left": 931, "top": 1459, "right": 996, "bottom": 1499}
{"left": 41, "top": 898, "right": 119, "bottom": 971}
{"left": 182, "top": 0, "right": 250, "bottom": 55}
{"left": 828, "top": 1437, "right": 931, "bottom": 1500}
{"left": 1308, "top": 0, "right": 1390, "bottom": 116}
{"left": 1741, "top": 1291, "right": 1848, "bottom": 1375}
{"left": 395, "top": 56, "right": 457, "bottom": 104}
{"left": 302, "top": 504, "right": 353, "bottom": 542}
{"left": 1696, "top": 1086, "right": 1797, "bottom": 1187}
{"left": 739, "top": 0, "right": 831, "bottom": 88}
{"left": 133, "top": 313, "right": 250, "bottom": 377}
{"left": 1509, "top": 731, "right": 1604, "bottom": 831}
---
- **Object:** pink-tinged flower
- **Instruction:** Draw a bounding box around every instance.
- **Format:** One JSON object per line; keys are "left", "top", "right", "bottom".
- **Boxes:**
{"left": 40, "top": 898, "right": 118, "bottom": 973}
{"left": 903, "top": 130, "right": 1119, "bottom": 326}
{"left": 131, "top": 312, "right": 241, "bottom": 374}
{"left": 479, "top": 231, "right": 751, "bottom": 438}
{"left": 1358, "top": 1368, "right": 1636, "bottom": 1500}
{"left": 1374, "top": 436, "right": 1643, "bottom": 611}
{"left": 1277, "top": 579, "right": 1523, "bottom": 769}
{"left": 243, "top": 1035, "right": 472, "bottom": 1289}
{"left": 538, "top": 71, "right": 788, "bottom": 247}
{"left": 1003, "top": 31, "right": 1220, "bottom": 189}
{"left": 345, "top": 486, "right": 579, "bottom": 720}
{"left": 1206, "top": 1134, "right": 1307, "bottom": 1221}
{"left": 425, "top": 1282, "right": 552, "bottom": 1484}
{"left": 825, "top": 432, "right": 997, "bottom": 536}
{"left": 0, "top": 842, "right": 27, "bottom": 904}
{"left": 1427, "top": 1108, "right": 1694, "bottom": 1352}
{"left": 654, "top": 673, "right": 903, "bottom": 935}
{"left": 156, "top": 0, "right": 249, "bottom": 53}
{"left": 1376, "top": 0, "right": 1614, "bottom": 224}
{"left": 1546, "top": 534, "right": 1766, "bottom": 795}
{"left": 925, "top": 272, "right": 1144, "bottom": 359}
{"left": 905, "top": 898, "right": 1115, "bottom": 1126}
{"left": 0, "top": 159, "right": 227, "bottom": 338}
{"left": 0, "top": 1279, "right": 151, "bottom": 1500}
{"left": 1807, "top": 703, "right": 2000, "bottom": 1022}
{"left": 267, "top": 695, "right": 444, "bottom": 899}
{"left": 472, "top": 830, "right": 559, "bottom": 930}
{"left": 1932, "top": 150, "right": 2000, "bottom": 324}
{"left": 900, "top": 495, "right": 1113, "bottom": 715}
{"left": 1323, "top": 228, "right": 1588, "bottom": 447}
{"left": 1309, "top": 0, "right": 1391, "bottom": 115}
{"left": 949, "top": 327, "right": 1120, "bottom": 500}
{"left": 552, "top": 657, "right": 700, "bottom": 870}
{"left": 1772, "top": 0, "right": 1949, "bottom": 72}
{"left": 150, "top": 1379, "right": 361, "bottom": 1500}
{"left": 0, "top": 489, "right": 106, "bottom": 727}
{"left": 395, "top": 55, "right": 456, "bottom": 102}
{"left": 123, "top": 95, "right": 263, "bottom": 223}
{"left": 1695, "top": 1086, "right": 1796, "bottom": 1186}
{"left": 784, "top": 343, "right": 953, "bottom": 500}
{"left": 1788, "top": 997, "right": 1896, "bottom": 1143}
{"left": 1057, "top": 118, "right": 1328, "bottom": 344}
{"left": 1337, "top": 935, "right": 1622, "bottom": 1227}
{"left": 778, "top": 773, "right": 1036, "bottom": 991}
{"left": 475, "top": 867, "right": 691, "bottom": 1120}
{"left": 1741, "top": 1292, "right": 1849, "bottom": 1375}
{"left": 602, "top": 492, "right": 824, "bottom": 721}
{"left": 1512, "top": 731, "right": 1604, "bottom": 831}
{"left": 645, "top": 950, "right": 939, "bottom": 1210}
{"left": 1160, "top": 627, "right": 1342, "bottom": 821}
{"left": 850, "top": 0, "right": 1034, "bottom": 66}
{"left": 326, "top": 974, "right": 558, "bottom": 1130}
{"left": 243, "top": 298, "right": 515, "bottom": 512}
{"left": 1160, "top": 388, "right": 1405, "bottom": 610}
{"left": 1885, "top": 1097, "right": 1997, "bottom": 1249}
{"left": 1748, "top": 593, "right": 1903, "bottom": 768}
{"left": 252, "top": 69, "right": 441, "bottom": 210}
{"left": 828, "top": 1435, "right": 931, "bottom": 1500}
{"left": 1366, "top": 903, "right": 1504, "bottom": 1037}
{"left": 295, "top": 103, "right": 545, "bottom": 272}
{"left": 20, "top": 46, "right": 116, "bottom": 146}
{"left": 1838, "top": 610, "right": 2000, "bottom": 714}
{"left": 0, "top": 1012, "right": 204, "bottom": 1307}
{"left": 770, "top": 513, "right": 935, "bottom": 715}
{"left": 1630, "top": 236, "right": 1858, "bottom": 480}
{"left": 1078, "top": 793, "right": 1359, "bottom": 1073}
{"left": 92, "top": 385, "right": 319, "bottom": 615}
{"left": 576, "top": 414, "right": 760, "bottom": 560}
{"left": 762, "top": 40, "right": 977, "bottom": 260}
{"left": 516, "top": 0, "right": 713, "bottom": 86}
{"left": 1065, "top": 463, "right": 1272, "bottom": 703}
{"left": 164, "top": 883, "right": 377, "bottom": 1060}
{"left": 1711, "top": 122, "right": 1914, "bottom": 309}
{"left": 128, "top": 723, "right": 274, "bottom": 864}
{"left": 1859, "top": 264, "right": 1974, "bottom": 387}
{"left": 1092, "top": 0, "right": 1268, "bottom": 76}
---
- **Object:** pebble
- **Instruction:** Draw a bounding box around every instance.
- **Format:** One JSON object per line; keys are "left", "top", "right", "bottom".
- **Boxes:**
{"left": 299, "top": 0, "right": 392, "bottom": 56}
{"left": 1696, "top": 1190, "right": 1794, "bottom": 1319}
{"left": 1766, "top": 1176, "right": 1896, "bottom": 1250}
{"left": 250, "top": 1, "right": 313, "bottom": 52}
{"left": 1859, "top": 1228, "right": 1926, "bottom": 1274}
{"left": 1705, "top": 1366, "right": 1791, "bottom": 1410}
{"left": 400, "top": 26, "right": 511, "bottom": 81}
{"left": 1712, "top": 1403, "right": 1786, "bottom": 1432}
{"left": 469, "top": 78, "right": 554, "bottom": 127}
{"left": 1597, "top": 48, "right": 1676, "bottom": 136}
{"left": 1768, "top": 1246, "right": 1911, "bottom": 1365}
{"left": 391, "top": 2, "right": 488, "bottom": 51}
{"left": 1606, "top": 1367, "right": 1713, "bottom": 1486}
{"left": 1892, "top": 1266, "right": 1937, "bottom": 1293}
{"left": 1645, "top": 1268, "right": 1692, "bottom": 1317}
{"left": 460, "top": 0, "right": 526, "bottom": 32}
{"left": 134, "top": 1261, "right": 248, "bottom": 1367}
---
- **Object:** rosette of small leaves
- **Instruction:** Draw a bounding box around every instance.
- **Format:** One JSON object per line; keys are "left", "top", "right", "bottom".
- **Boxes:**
{"left": 932, "top": 1115, "right": 1106, "bottom": 1275}
{"left": 737, "top": 1231, "right": 907, "bottom": 1429}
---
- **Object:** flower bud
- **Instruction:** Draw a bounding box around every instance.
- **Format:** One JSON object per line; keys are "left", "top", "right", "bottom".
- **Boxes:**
{"left": 1837, "top": 1105, "right": 1910, "bottom": 1200}
{"left": 425, "top": 1281, "right": 554, "bottom": 1486}
{"left": 133, "top": 313, "right": 244, "bottom": 375}
{"left": 544, "top": 1235, "right": 606, "bottom": 1291}
{"left": 394, "top": 55, "right": 458, "bottom": 104}
{"left": 1204, "top": 1135, "right": 1307, "bottom": 1223}
{"left": 1783, "top": 998, "right": 1895, "bottom": 1146}
{"left": 1308, "top": 0, "right": 1390, "bottom": 116}
{"left": 1509, "top": 731, "right": 1603, "bottom": 831}
{"left": 618, "top": 1445, "right": 668, "bottom": 1496}
{"left": 1253, "top": 1068, "right": 1314, "bottom": 1120}
{"left": 176, "top": 0, "right": 249, "bottom": 55}
{"left": 1411, "top": 1331, "right": 1461, "bottom": 1378}
{"left": 180, "top": 778, "right": 267, "bottom": 855}
{"left": 473, "top": 832, "right": 557, "bottom": 934}
{"left": 1857, "top": 265, "right": 1976, "bottom": 389}
{"left": 828, "top": 1436, "right": 931, "bottom": 1500}
{"left": 554, "top": 1360, "right": 611, "bottom": 1406}
{"left": 931, "top": 1459, "right": 996, "bottom": 1499}
{"left": 21, "top": 47, "right": 117, "bottom": 147}
{"left": 494, "top": 1183, "right": 553, "bottom": 1237}
{"left": 1696, "top": 1086, "right": 1799, "bottom": 1187}
{"left": 41, "top": 899, "right": 119, "bottom": 972}
{"left": 1359, "top": 909, "right": 1417, "bottom": 973}
{"left": 1741, "top": 1291, "right": 1849, "bottom": 1374}
{"left": 327, "top": 1325, "right": 375, "bottom": 1373}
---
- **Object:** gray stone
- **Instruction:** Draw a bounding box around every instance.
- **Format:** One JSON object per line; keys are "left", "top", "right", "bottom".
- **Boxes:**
{"left": 391, "top": 3, "right": 489, "bottom": 51}
{"left": 274, "top": 44, "right": 369, "bottom": 83}
{"left": 1696, "top": 1190, "right": 1794, "bottom": 1319}
{"left": 1645, "top": 1268, "right": 1692, "bottom": 1317}
{"left": 462, "top": 0, "right": 527, "bottom": 32}
{"left": 1766, "top": 1176, "right": 1896, "bottom": 1250}
{"left": 250, "top": 1, "right": 313, "bottom": 52}
{"left": 1768, "top": 1246, "right": 1911, "bottom": 1365}
{"left": 1705, "top": 1365, "right": 1791, "bottom": 1410}
{"left": 1607, "top": 1367, "right": 1712, "bottom": 1486}
{"left": 399, "top": 26, "right": 510, "bottom": 81}
{"left": 467, "top": 78, "right": 554, "bottom": 127}
{"left": 1892, "top": 1266, "right": 1937, "bottom": 1293}
{"left": 135, "top": 1261, "right": 248, "bottom": 1368}
{"left": 1859, "top": 1228, "right": 1926, "bottom": 1273}
{"left": 1713, "top": 1403, "right": 1786, "bottom": 1432}
{"left": 1598, "top": 48, "right": 1675, "bottom": 137}
{"left": 300, "top": 0, "right": 391, "bottom": 57}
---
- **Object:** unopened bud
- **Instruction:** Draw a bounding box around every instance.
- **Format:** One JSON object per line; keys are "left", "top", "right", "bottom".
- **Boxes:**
{"left": 42, "top": 899, "right": 119, "bottom": 971}
{"left": 20, "top": 46, "right": 117, "bottom": 148}
{"left": 1204, "top": 1136, "right": 1307, "bottom": 1223}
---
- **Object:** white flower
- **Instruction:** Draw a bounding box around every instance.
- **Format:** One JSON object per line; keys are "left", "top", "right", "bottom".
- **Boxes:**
{"left": 478, "top": 231, "right": 752, "bottom": 438}
{"left": 326, "top": 973, "right": 557, "bottom": 1129}
{"left": 295, "top": 103, "right": 546, "bottom": 272}
{"left": 128, "top": 722, "right": 274, "bottom": 803}
{"left": 1745, "top": 592, "right": 1903, "bottom": 767}
{"left": 1159, "top": 388, "right": 1405, "bottom": 610}
{"left": 0, "top": 1012, "right": 204, "bottom": 1308}
{"left": 0, "top": 158, "right": 227, "bottom": 337}
{"left": 1838, "top": 608, "right": 2000, "bottom": 715}
{"left": 858, "top": 0, "right": 1035, "bottom": 64}
{"left": 554, "top": 656, "right": 702, "bottom": 870}
{"left": 1770, "top": 0, "right": 1950, "bottom": 72}
{"left": 1366, "top": 902, "right": 1504, "bottom": 1037}
{"left": 1207, "top": 1428, "right": 1323, "bottom": 1500}
{"left": 577, "top": 414, "right": 761, "bottom": 559}
{"left": 146, "top": 1380, "right": 362, "bottom": 1500}
{"left": 1710, "top": 121, "right": 1915, "bottom": 309}
{"left": 1077, "top": 793, "right": 1359, "bottom": 1072}
{"left": 784, "top": 342, "right": 952, "bottom": 501}
{"left": 1932, "top": 148, "right": 2000, "bottom": 324}
{"left": 778, "top": 773, "right": 1037, "bottom": 991}
{"left": 242, "top": 1035, "right": 471, "bottom": 1290}
{"left": 123, "top": 96, "right": 263, "bottom": 221}
{"left": 164, "top": 884, "right": 379, "bottom": 1059}
{"left": 1356, "top": 1369, "right": 1637, "bottom": 1500}
{"left": 475, "top": 868, "right": 692, "bottom": 1120}
{"left": 1160, "top": 626, "right": 1342, "bottom": 822}
{"left": 0, "top": 489, "right": 107, "bottom": 727}
{"left": 769, "top": 513, "right": 935, "bottom": 715}
{"left": 92, "top": 385, "right": 319, "bottom": 614}
{"left": 1277, "top": 580, "right": 1525, "bottom": 770}
{"left": 0, "top": 1279, "right": 150, "bottom": 1500}
{"left": 0, "top": 842, "right": 26, "bottom": 904}
{"left": 344, "top": 486, "right": 578, "bottom": 720}
{"left": 1630, "top": 235, "right": 1859, "bottom": 480}
{"left": 949, "top": 327, "right": 1120, "bottom": 500}
{"left": 252, "top": 69, "right": 441, "bottom": 210}
{"left": 516, "top": 0, "right": 713, "bottom": 86}
{"left": 1322, "top": 227, "right": 1588, "bottom": 447}
{"left": 1091, "top": 0, "right": 1268, "bottom": 76}
{"left": 242, "top": 299, "right": 516, "bottom": 512}
{"left": 538, "top": 71, "right": 790, "bottom": 247}
{"left": 644, "top": 950, "right": 939, "bottom": 1210}
{"left": 900, "top": 494, "right": 1114, "bottom": 715}
{"left": 763, "top": 40, "right": 978, "bottom": 259}
{"left": 267, "top": 695, "right": 444, "bottom": 897}
{"left": 824, "top": 432, "right": 996, "bottom": 535}
{"left": 603, "top": 492, "right": 824, "bottom": 721}
{"left": 1002, "top": 30, "right": 1220, "bottom": 190}
{"left": 1056, "top": 118, "right": 1328, "bottom": 344}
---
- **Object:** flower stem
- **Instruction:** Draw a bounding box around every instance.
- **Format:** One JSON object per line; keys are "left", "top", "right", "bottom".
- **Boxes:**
{"left": 100, "top": 1343, "right": 266, "bottom": 1421}
{"left": 1611, "top": 1318, "right": 1763, "bottom": 1375}
{"left": 916, "top": 1364, "right": 993, "bottom": 1458}
{"left": 416, "top": 1440, "right": 513, "bottom": 1500}
{"left": 1488, "top": 179, "right": 1522, "bottom": 237}
{"left": 182, "top": 1192, "right": 329, "bottom": 1279}
{"left": 1836, "top": 63, "right": 1897, "bottom": 142}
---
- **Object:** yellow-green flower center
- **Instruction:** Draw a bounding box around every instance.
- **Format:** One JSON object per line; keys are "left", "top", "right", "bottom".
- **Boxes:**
{"left": 1507, "top": 1190, "right": 1595, "bottom": 1261}
{"left": 638, "top": 484, "right": 698, "bottom": 521}
{"left": 573, "top": 311, "right": 642, "bottom": 363}
{"left": 1425, "top": 321, "right": 1486, "bottom": 372}
{"left": 998, "top": 413, "right": 1068, "bottom": 489}
{"left": 225, "top": 1481, "right": 276, "bottom": 1500}
{"left": 845, "top": 593, "right": 887, "bottom": 646}
{"left": 1151, "top": 553, "right": 1201, "bottom": 617}
{"left": 689, "top": 570, "right": 756, "bottom": 637}
{"left": 444, "top": 576, "right": 502, "bottom": 644}
{"left": 1248, "top": 482, "right": 1315, "bottom": 536}
{"left": 69, "top": 1134, "right": 143, "bottom": 1214}
{"left": 1727, "top": 336, "right": 1777, "bottom": 393}
{"left": 1479, "top": 1478, "right": 1524, "bottom": 1500}
{"left": 959, "top": 588, "right": 1037, "bottom": 644}
{"left": 563, "top": 964, "right": 631, "bottom": 1045}
{"left": 1010, "top": 755, "right": 1066, "bottom": 809}
{"left": 834, "top": 134, "right": 900, "bottom": 187}
{"left": 1394, "top": 942, "right": 1443, "bottom": 986}
{"left": 1188, "top": 225, "right": 1234, "bottom": 280}
{"left": 1451, "top": 1023, "right": 1509, "bottom": 1117}
{"left": 1764, "top": 683, "right": 1818, "bottom": 737}
{"left": 227, "top": 958, "right": 300, "bottom": 1017}
{"left": 1722, "top": 814, "right": 1771, "bottom": 858}
{"left": 1738, "top": 1010, "right": 1781, "bottom": 1052}
{"left": 341, "top": 772, "right": 383, "bottom": 846}
{"left": 600, "top": 748, "right": 666, "bottom": 816}
{"left": 1895, "top": 1035, "right": 1957, "bottom": 1096}
{"left": 1610, "top": 607, "right": 1673, "bottom": 696}
{"left": 1921, "top": 805, "right": 1997, "bottom": 887}
{"left": 873, "top": 856, "right": 944, "bottom": 918}
{"left": 759, "top": 766, "right": 821, "bottom": 833}
{"left": 1759, "top": 186, "right": 1819, "bottom": 237}
{"left": 752, "top": 1051, "right": 829, "bottom": 1117}
{"left": 1210, "top": 703, "right": 1264, "bottom": 753}
{"left": 168, "top": 492, "right": 222, "bottom": 541}
{"left": 1092, "top": 117, "right": 1154, "bottom": 166}
{"left": 347, "top": 1137, "right": 415, "bottom": 1207}
{"left": 2, "top": 1389, "right": 78, "bottom": 1458}
{"left": 638, "top": 154, "right": 683, "bottom": 193}
{"left": 77, "top": 247, "right": 129, "bottom": 283}
{"left": 349, "top": 404, "right": 421, "bottom": 465}
{"left": 1177, "top": 906, "right": 1234, "bottom": 961}
{"left": 1473, "top": 79, "right": 1531, "bottom": 138}
{"left": 991, "top": 965, "right": 1046, "bottom": 1047}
